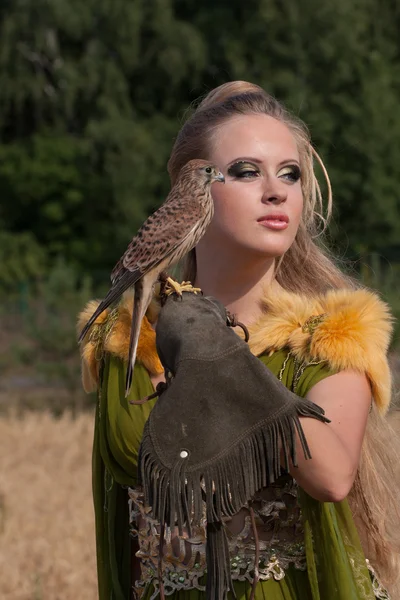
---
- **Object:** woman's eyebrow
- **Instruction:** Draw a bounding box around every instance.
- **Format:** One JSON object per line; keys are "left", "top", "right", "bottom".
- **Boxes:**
{"left": 226, "top": 156, "right": 263, "bottom": 166}
{"left": 277, "top": 158, "right": 300, "bottom": 167}
{"left": 226, "top": 156, "right": 300, "bottom": 168}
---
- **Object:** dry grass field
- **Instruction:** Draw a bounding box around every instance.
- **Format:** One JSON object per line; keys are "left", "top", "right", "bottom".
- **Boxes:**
{"left": 0, "top": 411, "right": 97, "bottom": 600}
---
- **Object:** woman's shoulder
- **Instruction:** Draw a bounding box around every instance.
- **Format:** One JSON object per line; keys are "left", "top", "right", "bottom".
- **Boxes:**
{"left": 249, "top": 286, "right": 393, "bottom": 413}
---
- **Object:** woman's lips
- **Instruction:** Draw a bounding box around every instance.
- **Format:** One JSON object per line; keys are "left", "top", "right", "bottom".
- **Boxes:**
{"left": 257, "top": 214, "right": 289, "bottom": 231}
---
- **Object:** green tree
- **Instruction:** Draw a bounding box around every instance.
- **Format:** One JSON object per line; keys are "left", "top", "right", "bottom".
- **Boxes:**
{"left": 1, "top": 0, "right": 400, "bottom": 277}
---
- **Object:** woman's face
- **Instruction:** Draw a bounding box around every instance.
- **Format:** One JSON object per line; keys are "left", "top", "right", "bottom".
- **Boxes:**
{"left": 201, "top": 114, "right": 304, "bottom": 259}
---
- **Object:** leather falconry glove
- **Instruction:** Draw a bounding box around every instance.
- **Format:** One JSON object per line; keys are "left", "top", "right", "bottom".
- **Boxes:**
{"left": 138, "top": 291, "right": 329, "bottom": 600}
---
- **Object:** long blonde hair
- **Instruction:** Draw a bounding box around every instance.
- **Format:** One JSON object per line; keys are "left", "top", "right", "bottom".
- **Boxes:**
{"left": 168, "top": 81, "right": 400, "bottom": 593}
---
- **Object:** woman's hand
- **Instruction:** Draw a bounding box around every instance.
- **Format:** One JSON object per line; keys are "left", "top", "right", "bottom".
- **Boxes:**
{"left": 290, "top": 370, "right": 372, "bottom": 502}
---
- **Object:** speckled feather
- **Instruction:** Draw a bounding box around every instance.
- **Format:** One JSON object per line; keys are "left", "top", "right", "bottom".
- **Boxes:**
{"left": 78, "top": 159, "right": 224, "bottom": 395}
{"left": 110, "top": 188, "right": 208, "bottom": 284}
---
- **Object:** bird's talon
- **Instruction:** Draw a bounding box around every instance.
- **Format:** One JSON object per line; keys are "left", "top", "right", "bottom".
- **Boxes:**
{"left": 163, "top": 277, "right": 202, "bottom": 297}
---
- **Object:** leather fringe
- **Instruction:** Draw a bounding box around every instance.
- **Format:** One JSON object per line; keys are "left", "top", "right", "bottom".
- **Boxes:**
{"left": 139, "top": 397, "right": 329, "bottom": 599}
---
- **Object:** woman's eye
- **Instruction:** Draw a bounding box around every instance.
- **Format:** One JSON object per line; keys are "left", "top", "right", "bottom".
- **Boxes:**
{"left": 278, "top": 165, "right": 301, "bottom": 183}
{"left": 227, "top": 162, "right": 260, "bottom": 179}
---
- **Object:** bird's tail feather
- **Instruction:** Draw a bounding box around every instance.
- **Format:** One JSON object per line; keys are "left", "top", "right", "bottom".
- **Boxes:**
{"left": 125, "top": 279, "right": 152, "bottom": 397}
{"left": 78, "top": 271, "right": 140, "bottom": 343}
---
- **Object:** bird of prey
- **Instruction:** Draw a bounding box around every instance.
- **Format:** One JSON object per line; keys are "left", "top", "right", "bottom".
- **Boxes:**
{"left": 78, "top": 159, "right": 224, "bottom": 395}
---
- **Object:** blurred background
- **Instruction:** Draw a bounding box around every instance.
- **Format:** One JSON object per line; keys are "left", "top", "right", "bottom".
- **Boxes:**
{"left": 1, "top": 0, "right": 400, "bottom": 598}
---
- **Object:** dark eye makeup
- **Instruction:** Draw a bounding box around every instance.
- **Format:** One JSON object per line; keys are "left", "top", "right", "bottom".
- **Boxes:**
{"left": 278, "top": 164, "right": 301, "bottom": 183}
{"left": 227, "top": 161, "right": 260, "bottom": 178}
{"left": 227, "top": 161, "right": 301, "bottom": 183}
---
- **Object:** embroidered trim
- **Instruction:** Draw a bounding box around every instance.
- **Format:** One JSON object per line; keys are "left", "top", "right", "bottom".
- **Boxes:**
{"left": 276, "top": 350, "right": 326, "bottom": 394}
{"left": 89, "top": 307, "right": 119, "bottom": 361}
{"left": 366, "top": 559, "right": 391, "bottom": 599}
{"left": 292, "top": 356, "right": 326, "bottom": 394}
{"left": 129, "top": 475, "right": 306, "bottom": 598}
{"left": 278, "top": 351, "right": 293, "bottom": 382}
{"left": 301, "top": 313, "right": 327, "bottom": 334}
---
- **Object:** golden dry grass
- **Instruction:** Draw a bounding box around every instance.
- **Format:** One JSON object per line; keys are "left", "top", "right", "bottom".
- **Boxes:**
{"left": 0, "top": 411, "right": 97, "bottom": 600}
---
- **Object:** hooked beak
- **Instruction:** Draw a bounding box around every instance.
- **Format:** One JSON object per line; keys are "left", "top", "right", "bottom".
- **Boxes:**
{"left": 214, "top": 172, "right": 225, "bottom": 183}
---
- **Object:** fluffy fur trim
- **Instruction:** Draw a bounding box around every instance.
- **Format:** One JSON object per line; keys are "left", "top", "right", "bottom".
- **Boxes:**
{"left": 77, "top": 293, "right": 163, "bottom": 393}
{"left": 249, "top": 287, "right": 393, "bottom": 414}
{"left": 77, "top": 287, "right": 393, "bottom": 413}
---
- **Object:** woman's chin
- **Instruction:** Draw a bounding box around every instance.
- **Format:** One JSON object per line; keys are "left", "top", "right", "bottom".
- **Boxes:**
{"left": 241, "top": 241, "right": 293, "bottom": 259}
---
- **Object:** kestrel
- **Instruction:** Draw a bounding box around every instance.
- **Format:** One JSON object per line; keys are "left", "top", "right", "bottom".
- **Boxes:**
{"left": 78, "top": 159, "right": 224, "bottom": 395}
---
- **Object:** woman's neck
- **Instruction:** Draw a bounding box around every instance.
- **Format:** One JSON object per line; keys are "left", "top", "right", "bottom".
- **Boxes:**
{"left": 195, "top": 251, "right": 279, "bottom": 326}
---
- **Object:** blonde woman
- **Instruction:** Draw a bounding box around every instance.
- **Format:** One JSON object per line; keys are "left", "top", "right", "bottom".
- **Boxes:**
{"left": 79, "top": 82, "right": 400, "bottom": 599}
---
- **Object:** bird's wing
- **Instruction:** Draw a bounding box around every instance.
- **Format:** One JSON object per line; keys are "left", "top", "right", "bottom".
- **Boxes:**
{"left": 110, "top": 256, "right": 124, "bottom": 284}
{"left": 118, "top": 197, "right": 205, "bottom": 279}
{"left": 80, "top": 190, "right": 209, "bottom": 344}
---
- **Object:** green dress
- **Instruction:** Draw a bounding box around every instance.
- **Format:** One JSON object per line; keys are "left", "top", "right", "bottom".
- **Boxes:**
{"left": 93, "top": 349, "right": 382, "bottom": 600}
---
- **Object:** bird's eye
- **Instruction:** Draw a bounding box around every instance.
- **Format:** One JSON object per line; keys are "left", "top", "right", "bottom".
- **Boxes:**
{"left": 205, "top": 167, "right": 212, "bottom": 174}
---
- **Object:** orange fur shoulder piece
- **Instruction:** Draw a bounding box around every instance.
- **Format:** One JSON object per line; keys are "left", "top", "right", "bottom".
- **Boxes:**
{"left": 77, "top": 293, "right": 163, "bottom": 393}
{"left": 77, "top": 287, "right": 393, "bottom": 413}
{"left": 248, "top": 287, "right": 394, "bottom": 414}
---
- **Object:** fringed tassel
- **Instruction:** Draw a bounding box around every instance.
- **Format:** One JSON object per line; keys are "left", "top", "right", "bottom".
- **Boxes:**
{"left": 206, "top": 522, "right": 235, "bottom": 600}
{"left": 139, "top": 396, "right": 329, "bottom": 600}
{"left": 139, "top": 395, "right": 329, "bottom": 524}
{"left": 249, "top": 507, "right": 260, "bottom": 600}
{"left": 158, "top": 523, "right": 166, "bottom": 600}
{"left": 169, "top": 455, "right": 187, "bottom": 535}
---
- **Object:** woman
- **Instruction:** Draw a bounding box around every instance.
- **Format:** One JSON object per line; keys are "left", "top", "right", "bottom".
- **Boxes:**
{"left": 79, "top": 81, "right": 400, "bottom": 599}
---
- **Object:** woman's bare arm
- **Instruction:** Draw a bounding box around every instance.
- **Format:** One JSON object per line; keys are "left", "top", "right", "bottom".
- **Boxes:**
{"left": 289, "top": 370, "right": 371, "bottom": 502}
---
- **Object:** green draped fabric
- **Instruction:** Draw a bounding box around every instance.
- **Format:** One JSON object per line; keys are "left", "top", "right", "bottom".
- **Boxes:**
{"left": 93, "top": 349, "right": 376, "bottom": 600}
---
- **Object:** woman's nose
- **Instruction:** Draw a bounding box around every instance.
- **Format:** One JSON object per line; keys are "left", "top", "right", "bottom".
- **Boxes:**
{"left": 261, "top": 183, "right": 288, "bottom": 205}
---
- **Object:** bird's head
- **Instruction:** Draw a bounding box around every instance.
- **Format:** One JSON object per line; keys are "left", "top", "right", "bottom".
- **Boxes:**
{"left": 179, "top": 159, "right": 225, "bottom": 185}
